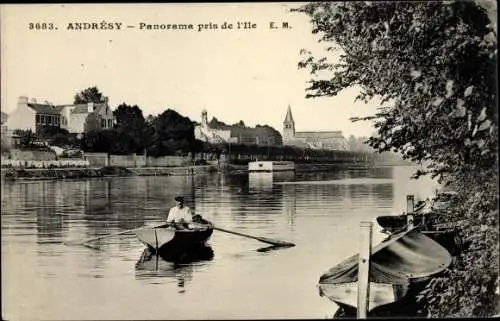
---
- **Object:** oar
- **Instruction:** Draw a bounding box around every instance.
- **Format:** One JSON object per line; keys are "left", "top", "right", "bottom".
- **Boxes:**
{"left": 212, "top": 226, "right": 295, "bottom": 247}
{"left": 64, "top": 223, "right": 167, "bottom": 247}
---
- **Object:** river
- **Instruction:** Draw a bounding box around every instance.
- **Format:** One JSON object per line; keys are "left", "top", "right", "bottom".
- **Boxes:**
{"left": 1, "top": 165, "right": 439, "bottom": 320}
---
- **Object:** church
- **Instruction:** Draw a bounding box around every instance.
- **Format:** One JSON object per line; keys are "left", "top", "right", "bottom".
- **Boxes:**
{"left": 282, "top": 105, "right": 348, "bottom": 150}
{"left": 194, "top": 109, "right": 282, "bottom": 146}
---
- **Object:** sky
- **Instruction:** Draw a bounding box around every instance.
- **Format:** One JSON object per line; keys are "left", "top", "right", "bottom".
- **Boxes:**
{"left": 1, "top": 3, "right": 378, "bottom": 137}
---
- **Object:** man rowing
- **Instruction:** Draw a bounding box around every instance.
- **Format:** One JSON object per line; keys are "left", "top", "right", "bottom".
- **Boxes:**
{"left": 166, "top": 196, "right": 194, "bottom": 228}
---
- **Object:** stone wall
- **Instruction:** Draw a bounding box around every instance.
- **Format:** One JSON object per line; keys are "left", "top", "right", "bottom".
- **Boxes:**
{"left": 84, "top": 152, "right": 108, "bottom": 166}
{"left": 1, "top": 159, "right": 89, "bottom": 168}
{"left": 147, "top": 155, "right": 190, "bottom": 167}
{"left": 80, "top": 150, "right": 380, "bottom": 168}
{"left": 9, "top": 149, "right": 56, "bottom": 161}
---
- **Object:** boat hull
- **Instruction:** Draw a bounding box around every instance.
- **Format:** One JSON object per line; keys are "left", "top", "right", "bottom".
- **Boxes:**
{"left": 248, "top": 161, "right": 295, "bottom": 172}
{"left": 318, "top": 228, "right": 452, "bottom": 312}
{"left": 136, "top": 222, "right": 213, "bottom": 254}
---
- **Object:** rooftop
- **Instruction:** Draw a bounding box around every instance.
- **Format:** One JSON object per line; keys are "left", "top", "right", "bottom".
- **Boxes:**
{"left": 27, "top": 103, "right": 65, "bottom": 115}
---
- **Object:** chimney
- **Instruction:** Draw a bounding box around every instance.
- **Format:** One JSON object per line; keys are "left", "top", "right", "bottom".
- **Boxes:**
{"left": 87, "top": 102, "right": 94, "bottom": 113}
{"left": 18, "top": 96, "right": 28, "bottom": 110}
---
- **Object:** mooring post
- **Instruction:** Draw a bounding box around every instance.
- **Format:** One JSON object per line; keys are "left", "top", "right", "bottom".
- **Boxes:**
{"left": 407, "top": 194, "right": 414, "bottom": 229}
{"left": 357, "top": 221, "right": 373, "bottom": 319}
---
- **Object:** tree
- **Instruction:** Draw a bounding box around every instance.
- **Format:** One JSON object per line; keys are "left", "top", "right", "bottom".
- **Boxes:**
{"left": 347, "top": 134, "right": 357, "bottom": 151}
{"left": 112, "top": 103, "right": 148, "bottom": 154}
{"left": 148, "top": 109, "right": 195, "bottom": 156}
{"left": 84, "top": 112, "right": 102, "bottom": 133}
{"left": 233, "top": 120, "right": 246, "bottom": 127}
{"left": 295, "top": 1, "right": 497, "bottom": 317}
{"left": 74, "top": 86, "right": 107, "bottom": 104}
{"left": 13, "top": 129, "right": 37, "bottom": 149}
{"left": 80, "top": 129, "right": 116, "bottom": 153}
{"left": 208, "top": 117, "right": 230, "bottom": 129}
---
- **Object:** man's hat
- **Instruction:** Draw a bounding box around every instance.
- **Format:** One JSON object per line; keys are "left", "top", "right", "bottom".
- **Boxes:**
{"left": 174, "top": 196, "right": 184, "bottom": 202}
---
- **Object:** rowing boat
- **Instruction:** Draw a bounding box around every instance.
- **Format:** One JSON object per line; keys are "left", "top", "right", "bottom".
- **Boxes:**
{"left": 376, "top": 213, "right": 465, "bottom": 256}
{"left": 135, "top": 221, "right": 213, "bottom": 254}
{"left": 318, "top": 228, "right": 452, "bottom": 313}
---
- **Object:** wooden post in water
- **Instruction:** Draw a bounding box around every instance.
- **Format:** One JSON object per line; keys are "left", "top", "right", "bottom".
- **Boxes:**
{"left": 407, "top": 195, "right": 414, "bottom": 229}
{"left": 357, "top": 221, "right": 373, "bottom": 319}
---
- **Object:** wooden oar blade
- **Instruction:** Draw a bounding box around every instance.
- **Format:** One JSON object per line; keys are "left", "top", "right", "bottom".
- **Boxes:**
{"left": 213, "top": 226, "right": 295, "bottom": 248}
{"left": 257, "top": 237, "right": 296, "bottom": 247}
{"left": 63, "top": 223, "right": 167, "bottom": 248}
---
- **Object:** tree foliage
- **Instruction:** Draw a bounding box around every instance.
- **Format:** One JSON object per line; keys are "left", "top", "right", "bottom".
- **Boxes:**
{"left": 147, "top": 109, "right": 196, "bottom": 157}
{"left": 74, "top": 86, "right": 107, "bottom": 104}
{"left": 208, "top": 116, "right": 230, "bottom": 129}
{"left": 112, "top": 103, "right": 148, "bottom": 154}
{"left": 295, "top": 1, "right": 498, "bottom": 317}
{"left": 13, "top": 129, "right": 37, "bottom": 148}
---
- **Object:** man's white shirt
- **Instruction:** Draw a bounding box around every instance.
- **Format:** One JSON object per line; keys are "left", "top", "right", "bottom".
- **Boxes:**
{"left": 167, "top": 206, "right": 193, "bottom": 223}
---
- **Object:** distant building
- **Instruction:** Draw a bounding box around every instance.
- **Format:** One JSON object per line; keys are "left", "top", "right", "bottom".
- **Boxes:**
{"left": 6, "top": 96, "right": 115, "bottom": 134}
{"left": 194, "top": 109, "right": 282, "bottom": 146}
{"left": 1, "top": 111, "right": 19, "bottom": 150}
{"left": 282, "top": 105, "right": 348, "bottom": 150}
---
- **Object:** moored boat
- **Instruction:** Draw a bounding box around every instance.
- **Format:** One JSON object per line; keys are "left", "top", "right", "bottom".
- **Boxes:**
{"left": 376, "top": 213, "right": 465, "bottom": 256}
{"left": 248, "top": 161, "right": 295, "bottom": 172}
{"left": 136, "top": 221, "right": 214, "bottom": 254}
{"left": 318, "top": 228, "right": 452, "bottom": 313}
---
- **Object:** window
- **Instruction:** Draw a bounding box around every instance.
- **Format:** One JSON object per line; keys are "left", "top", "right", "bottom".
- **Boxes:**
{"left": 48, "top": 115, "right": 52, "bottom": 125}
{"left": 41, "top": 115, "right": 45, "bottom": 124}
{"left": 107, "top": 119, "right": 112, "bottom": 128}
{"left": 101, "top": 119, "right": 106, "bottom": 128}
{"left": 36, "top": 115, "right": 41, "bottom": 124}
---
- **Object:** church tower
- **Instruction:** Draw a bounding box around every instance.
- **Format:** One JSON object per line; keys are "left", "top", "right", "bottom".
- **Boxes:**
{"left": 201, "top": 108, "right": 208, "bottom": 127}
{"left": 283, "top": 105, "right": 295, "bottom": 143}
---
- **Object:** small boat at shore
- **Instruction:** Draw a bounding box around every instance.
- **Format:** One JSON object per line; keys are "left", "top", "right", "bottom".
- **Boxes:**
{"left": 136, "top": 221, "right": 214, "bottom": 254}
{"left": 318, "top": 228, "right": 452, "bottom": 313}
{"left": 376, "top": 213, "right": 466, "bottom": 256}
{"left": 248, "top": 161, "right": 295, "bottom": 172}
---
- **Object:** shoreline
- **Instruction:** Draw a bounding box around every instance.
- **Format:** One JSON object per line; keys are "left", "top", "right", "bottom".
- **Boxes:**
{"left": 0, "top": 162, "right": 405, "bottom": 181}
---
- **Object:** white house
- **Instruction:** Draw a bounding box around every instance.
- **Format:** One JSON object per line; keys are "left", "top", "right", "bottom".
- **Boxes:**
{"left": 6, "top": 96, "right": 115, "bottom": 134}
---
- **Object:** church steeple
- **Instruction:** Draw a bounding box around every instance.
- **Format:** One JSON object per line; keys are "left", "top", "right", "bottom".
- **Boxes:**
{"left": 283, "top": 105, "right": 295, "bottom": 142}
{"left": 284, "top": 105, "right": 294, "bottom": 123}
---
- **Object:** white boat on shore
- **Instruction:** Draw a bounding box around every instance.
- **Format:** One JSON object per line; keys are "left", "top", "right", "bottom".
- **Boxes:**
{"left": 248, "top": 161, "right": 295, "bottom": 172}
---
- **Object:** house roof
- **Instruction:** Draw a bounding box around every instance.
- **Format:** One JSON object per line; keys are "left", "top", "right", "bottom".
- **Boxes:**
{"left": 229, "top": 126, "right": 282, "bottom": 140}
{"left": 295, "top": 131, "right": 344, "bottom": 139}
{"left": 27, "top": 103, "right": 64, "bottom": 115}
{"left": 70, "top": 103, "right": 107, "bottom": 114}
{"left": 285, "top": 139, "right": 310, "bottom": 149}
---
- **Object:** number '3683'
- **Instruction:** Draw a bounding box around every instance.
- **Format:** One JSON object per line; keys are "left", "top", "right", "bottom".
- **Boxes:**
{"left": 28, "top": 23, "right": 57, "bottom": 30}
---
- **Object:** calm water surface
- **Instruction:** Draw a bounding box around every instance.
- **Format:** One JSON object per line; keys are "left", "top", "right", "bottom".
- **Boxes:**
{"left": 1, "top": 166, "right": 439, "bottom": 320}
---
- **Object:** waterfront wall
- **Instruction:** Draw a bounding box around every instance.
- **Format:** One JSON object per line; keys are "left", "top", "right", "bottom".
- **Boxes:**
{"left": 1, "top": 159, "right": 90, "bottom": 168}
{"left": 83, "top": 153, "right": 218, "bottom": 167}
{"left": 9, "top": 149, "right": 56, "bottom": 161}
{"left": 224, "top": 150, "right": 378, "bottom": 164}
{"left": 2, "top": 150, "right": 396, "bottom": 169}
{"left": 81, "top": 150, "right": 379, "bottom": 168}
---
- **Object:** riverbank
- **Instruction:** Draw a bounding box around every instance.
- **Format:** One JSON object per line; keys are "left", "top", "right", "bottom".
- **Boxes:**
{"left": 0, "top": 165, "right": 217, "bottom": 181}
{"left": 0, "top": 162, "right": 403, "bottom": 181}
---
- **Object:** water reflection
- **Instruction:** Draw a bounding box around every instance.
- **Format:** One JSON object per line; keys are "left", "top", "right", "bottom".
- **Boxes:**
{"left": 135, "top": 246, "right": 214, "bottom": 292}
{"left": 248, "top": 171, "right": 296, "bottom": 192}
{"left": 1, "top": 165, "right": 441, "bottom": 320}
